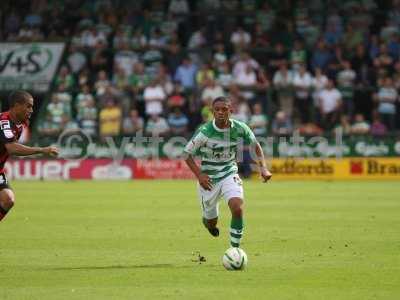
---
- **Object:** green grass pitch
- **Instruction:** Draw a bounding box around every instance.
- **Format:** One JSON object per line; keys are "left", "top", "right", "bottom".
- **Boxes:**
{"left": 0, "top": 180, "right": 399, "bottom": 300}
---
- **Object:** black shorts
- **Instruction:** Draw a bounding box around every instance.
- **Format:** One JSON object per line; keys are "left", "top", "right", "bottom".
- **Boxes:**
{"left": 0, "top": 173, "right": 11, "bottom": 191}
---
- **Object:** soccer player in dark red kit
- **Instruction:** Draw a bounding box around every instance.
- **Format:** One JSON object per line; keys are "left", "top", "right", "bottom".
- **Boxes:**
{"left": 0, "top": 91, "right": 59, "bottom": 222}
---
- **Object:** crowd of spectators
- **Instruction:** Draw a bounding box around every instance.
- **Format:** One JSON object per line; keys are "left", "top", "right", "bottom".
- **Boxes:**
{"left": 1, "top": 0, "right": 400, "bottom": 142}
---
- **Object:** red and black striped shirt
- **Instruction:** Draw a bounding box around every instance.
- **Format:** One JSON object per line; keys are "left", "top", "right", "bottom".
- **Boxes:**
{"left": 0, "top": 112, "right": 26, "bottom": 172}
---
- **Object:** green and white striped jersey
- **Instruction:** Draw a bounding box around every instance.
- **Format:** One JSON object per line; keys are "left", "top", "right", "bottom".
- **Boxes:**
{"left": 184, "top": 119, "right": 258, "bottom": 182}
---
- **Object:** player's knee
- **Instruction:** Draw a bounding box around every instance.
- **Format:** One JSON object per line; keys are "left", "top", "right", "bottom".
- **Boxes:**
{"left": 232, "top": 206, "right": 242, "bottom": 218}
{"left": 7, "top": 194, "right": 14, "bottom": 208}
{"left": 2, "top": 194, "right": 14, "bottom": 209}
{"left": 230, "top": 204, "right": 242, "bottom": 218}
{"left": 229, "top": 198, "right": 243, "bottom": 217}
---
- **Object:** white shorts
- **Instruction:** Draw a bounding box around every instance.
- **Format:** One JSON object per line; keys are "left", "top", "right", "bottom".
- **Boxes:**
{"left": 197, "top": 173, "right": 244, "bottom": 220}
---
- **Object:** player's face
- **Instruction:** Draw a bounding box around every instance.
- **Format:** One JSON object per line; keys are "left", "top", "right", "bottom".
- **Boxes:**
{"left": 212, "top": 101, "right": 231, "bottom": 123}
{"left": 16, "top": 97, "right": 34, "bottom": 122}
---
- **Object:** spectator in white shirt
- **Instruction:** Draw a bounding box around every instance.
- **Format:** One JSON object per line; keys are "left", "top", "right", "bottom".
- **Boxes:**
{"left": 201, "top": 78, "right": 225, "bottom": 105}
{"left": 373, "top": 77, "right": 398, "bottom": 131}
{"left": 293, "top": 64, "right": 313, "bottom": 122}
{"left": 318, "top": 79, "right": 342, "bottom": 130}
{"left": 230, "top": 26, "right": 251, "bottom": 49}
{"left": 312, "top": 67, "right": 328, "bottom": 107}
{"left": 273, "top": 62, "right": 294, "bottom": 117}
{"left": 188, "top": 27, "right": 207, "bottom": 50}
{"left": 232, "top": 52, "right": 259, "bottom": 78}
{"left": 234, "top": 65, "right": 257, "bottom": 100}
{"left": 145, "top": 114, "right": 170, "bottom": 137}
{"left": 113, "top": 41, "right": 139, "bottom": 77}
{"left": 336, "top": 60, "right": 356, "bottom": 116}
{"left": 148, "top": 28, "right": 168, "bottom": 50}
{"left": 67, "top": 46, "right": 87, "bottom": 74}
{"left": 168, "top": 0, "right": 190, "bottom": 21}
{"left": 143, "top": 79, "right": 167, "bottom": 116}
{"left": 81, "top": 26, "right": 107, "bottom": 48}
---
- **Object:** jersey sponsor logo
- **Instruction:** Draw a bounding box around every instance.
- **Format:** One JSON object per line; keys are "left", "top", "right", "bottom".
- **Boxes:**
{"left": 208, "top": 142, "right": 217, "bottom": 148}
{"left": 4, "top": 129, "right": 14, "bottom": 139}
{"left": 0, "top": 173, "right": 7, "bottom": 185}
{"left": 0, "top": 120, "right": 11, "bottom": 130}
{"left": 210, "top": 149, "right": 235, "bottom": 160}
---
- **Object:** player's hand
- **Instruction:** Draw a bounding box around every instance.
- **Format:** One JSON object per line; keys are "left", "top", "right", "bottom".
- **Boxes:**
{"left": 42, "top": 146, "right": 59, "bottom": 157}
{"left": 198, "top": 173, "right": 213, "bottom": 191}
{"left": 261, "top": 168, "right": 272, "bottom": 183}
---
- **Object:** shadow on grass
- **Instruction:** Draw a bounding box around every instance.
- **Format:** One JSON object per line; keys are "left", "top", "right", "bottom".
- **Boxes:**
{"left": 39, "top": 263, "right": 210, "bottom": 271}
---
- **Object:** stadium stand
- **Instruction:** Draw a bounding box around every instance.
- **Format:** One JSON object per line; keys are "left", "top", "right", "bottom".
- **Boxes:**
{"left": 1, "top": 0, "right": 399, "bottom": 144}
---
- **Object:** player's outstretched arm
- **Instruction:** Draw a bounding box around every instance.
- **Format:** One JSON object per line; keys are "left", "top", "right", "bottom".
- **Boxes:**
{"left": 5, "top": 142, "right": 59, "bottom": 157}
{"left": 184, "top": 155, "right": 213, "bottom": 190}
{"left": 254, "top": 142, "right": 272, "bottom": 182}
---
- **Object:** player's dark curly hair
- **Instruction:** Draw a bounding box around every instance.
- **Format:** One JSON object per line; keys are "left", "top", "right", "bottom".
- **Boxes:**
{"left": 8, "top": 91, "right": 32, "bottom": 107}
{"left": 212, "top": 96, "right": 231, "bottom": 106}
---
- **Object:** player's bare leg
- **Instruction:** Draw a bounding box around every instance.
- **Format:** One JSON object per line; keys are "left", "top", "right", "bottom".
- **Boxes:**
{"left": 202, "top": 217, "right": 219, "bottom": 237}
{"left": 228, "top": 197, "right": 244, "bottom": 247}
{"left": 0, "top": 189, "right": 15, "bottom": 221}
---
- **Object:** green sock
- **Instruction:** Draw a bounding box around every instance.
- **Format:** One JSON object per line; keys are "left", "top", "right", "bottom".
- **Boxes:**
{"left": 230, "top": 217, "right": 243, "bottom": 247}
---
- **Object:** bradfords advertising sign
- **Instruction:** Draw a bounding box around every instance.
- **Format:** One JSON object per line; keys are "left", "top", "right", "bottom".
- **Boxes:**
{"left": 0, "top": 43, "right": 65, "bottom": 92}
{"left": 349, "top": 158, "right": 400, "bottom": 177}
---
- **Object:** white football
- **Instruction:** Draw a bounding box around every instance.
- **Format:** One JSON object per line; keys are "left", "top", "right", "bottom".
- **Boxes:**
{"left": 222, "top": 247, "right": 248, "bottom": 270}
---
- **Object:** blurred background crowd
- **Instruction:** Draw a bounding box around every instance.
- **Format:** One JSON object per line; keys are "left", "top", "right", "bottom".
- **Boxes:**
{"left": 1, "top": 0, "right": 399, "bottom": 142}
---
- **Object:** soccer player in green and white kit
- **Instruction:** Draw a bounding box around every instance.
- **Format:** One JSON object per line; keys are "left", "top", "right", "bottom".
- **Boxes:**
{"left": 184, "top": 96, "right": 272, "bottom": 248}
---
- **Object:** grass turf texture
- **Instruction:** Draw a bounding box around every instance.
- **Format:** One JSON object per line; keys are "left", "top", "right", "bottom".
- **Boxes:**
{"left": 0, "top": 180, "right": 399, "bottom": 300}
